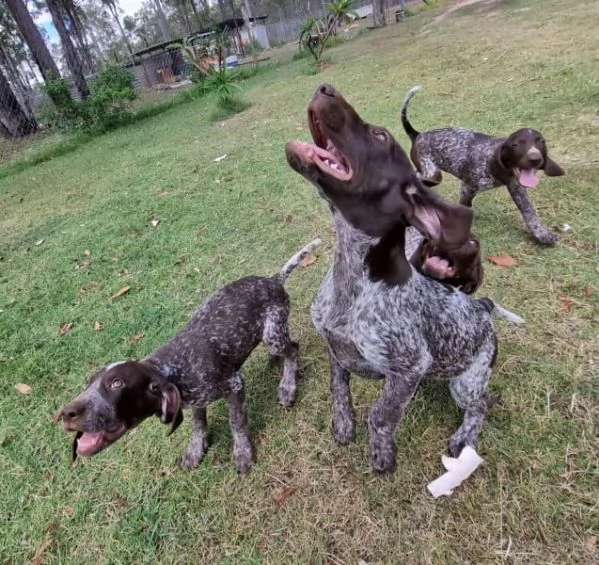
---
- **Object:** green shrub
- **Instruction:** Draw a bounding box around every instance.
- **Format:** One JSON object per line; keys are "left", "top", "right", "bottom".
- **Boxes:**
{"left": 39, "top": 66, "right": 138, "bottom": 134}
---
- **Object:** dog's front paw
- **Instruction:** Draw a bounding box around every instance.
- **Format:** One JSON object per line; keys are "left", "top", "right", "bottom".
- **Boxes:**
{"left": 181, "top": 439, "right": 209, "bottom": 470}
{"left": 368, "top": 422, "right": 397, "bottom": 474}
{"left": 277, "top": 379, "right": 297, "bottom": 408}
{"left": 533, "top": 227, "right": 558, "bottom": 246}
{"left": 233, "top": 439, "right": 255, "bottom": 474}
{"left": 332, "top": 412, "right": 356, "bottom": 445}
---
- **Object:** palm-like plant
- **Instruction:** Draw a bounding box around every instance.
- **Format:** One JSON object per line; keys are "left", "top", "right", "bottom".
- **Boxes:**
{"left": 324, "top": 0, "right": 358, "bottom": 34}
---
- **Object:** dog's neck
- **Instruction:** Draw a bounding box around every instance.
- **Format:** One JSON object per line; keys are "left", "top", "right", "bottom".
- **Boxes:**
{"left": 331, "top": 208, "right": 412, "bottom": 286}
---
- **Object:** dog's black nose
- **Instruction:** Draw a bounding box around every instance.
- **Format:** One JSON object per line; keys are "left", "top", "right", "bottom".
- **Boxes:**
{"left": 319, "top": 84, "right": 336, "bottom": 98}
{"left": 62, "top": 401, "right": 86, "bottom": 422}
{"left": 528, "top": 157, "right": 542, "bottom": 168}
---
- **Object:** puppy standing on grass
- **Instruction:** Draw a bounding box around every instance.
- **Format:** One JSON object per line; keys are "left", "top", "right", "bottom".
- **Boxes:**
{"left": 55, "top": 238, "right": 322, "bottom": 474}
{"left": 401, "top": 86, "right": 565, "bottom": 246}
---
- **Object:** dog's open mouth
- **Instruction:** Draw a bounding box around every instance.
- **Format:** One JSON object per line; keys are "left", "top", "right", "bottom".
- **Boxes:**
{"left": 423, "top": 254, "right": 456, "bottom": 279}
{"left": 72, "top": 424, "right": 127, "bottom": 457}
{"left": 514, "top": 167, "right": 540, "bottom": 189}
{"left": 298, "top": 110, "right": 352, "bottom": 181}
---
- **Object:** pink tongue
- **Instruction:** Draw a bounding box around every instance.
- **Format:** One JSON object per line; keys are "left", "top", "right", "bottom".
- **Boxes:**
{"left": 518, "top": 169, "right": 539, "bottom": 188}
{"left": 77, "top": 432, "right": 105, "bottom": 456}
{"left": 424, "top": 256, "right": 450, "bottom": 277}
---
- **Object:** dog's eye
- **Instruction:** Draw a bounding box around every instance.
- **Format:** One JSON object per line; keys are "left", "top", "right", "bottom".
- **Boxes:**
{"left": 149, "top": 382, "right": 160, "bottom": 394}
{"left": 110, "top": 379, "right": 123, "bottom": 389}
{"left": 468, "top": 239, "right": 478, "bottom": 247}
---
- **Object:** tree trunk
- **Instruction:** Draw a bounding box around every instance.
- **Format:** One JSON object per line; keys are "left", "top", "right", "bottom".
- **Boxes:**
{"left": 63, "top": 1, "right": 97, "bottom": 74}
{"left": 46, "top": 0, "right": 90, "bottom": 98}
{"left": 4, "top": 0, "right": 61, "bottom": 81}
{"left": 0, "top": 67, "right": 37, "bottom": 138}
{"left": 372, "top": 0, "right": 386, "bottom": 27}
{"left": 152, "top": 0, "right": 173, "bottom": 41}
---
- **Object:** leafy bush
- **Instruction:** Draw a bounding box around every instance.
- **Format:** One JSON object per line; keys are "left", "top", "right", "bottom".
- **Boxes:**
{"left": 85, "top": 66, "right": 137, "bottom": 130}
{"left": 202, "top": 67, "right": 242, "bottom": 105}
{"left": 40, "top": 66, "right": 138, "bottom": 134}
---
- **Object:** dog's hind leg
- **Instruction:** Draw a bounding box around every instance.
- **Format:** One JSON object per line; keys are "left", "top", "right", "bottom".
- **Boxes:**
{"left": 263, "top": 306, "right": 299, "bottom": 408}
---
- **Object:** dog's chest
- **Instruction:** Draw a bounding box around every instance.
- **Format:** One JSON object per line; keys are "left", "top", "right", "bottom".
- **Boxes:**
{"left": 312, "top": 267, "right": 407, "bottom": 379}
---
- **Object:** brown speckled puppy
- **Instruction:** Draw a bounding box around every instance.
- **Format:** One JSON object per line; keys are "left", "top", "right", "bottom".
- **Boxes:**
{"left": 55, "top": 238, "right": 321, "bottom": 474}
{"left": 401, "top": 86, "right": 565, "bottom": 246}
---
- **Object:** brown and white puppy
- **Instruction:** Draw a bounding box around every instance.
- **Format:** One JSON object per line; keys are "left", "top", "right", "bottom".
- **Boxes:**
{"left": 408, "top": 230, "right": 483, "bottom": 294}
{"left": 401, "top": 86, "right": 565, "bottom": 246}
{"left": 54, "top": 238, "right": 322, "bottom": 473}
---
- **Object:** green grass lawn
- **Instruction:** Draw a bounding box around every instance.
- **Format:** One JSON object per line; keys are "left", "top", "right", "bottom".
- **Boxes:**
{"left": 1, "top": 0, "right": 598, "bottom": 562}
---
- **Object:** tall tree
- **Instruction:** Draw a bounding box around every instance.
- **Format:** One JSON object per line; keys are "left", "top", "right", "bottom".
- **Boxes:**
{"left": 151, "top": 0, "right": 173, "bottom": 41}
{"left": 46, "top": 0, "right": 90, "bottom": 98}
{"left": 4, "top": 0, "right": 61, "bottom": 80}
{"left": 371, "top": 0, "right": 386, "bottom": 27}
{"left": 0, "top": 67, "right": 37, "bottom": 138}
{"left": 101, "top": 0, "right": 135, "bottom": 54}
{"left": 60, "top": 0, "right": 96, "bottom": 74}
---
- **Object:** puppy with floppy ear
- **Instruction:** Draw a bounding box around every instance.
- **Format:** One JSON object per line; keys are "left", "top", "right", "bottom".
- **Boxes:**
{"left": 409, "top": 232, "right": 484, "bottom": 295}
{"left": 56, "top": 237, "right": 322, "bottom": 474}
{"left": 401, "top": 86, "right": 566, "bottom": 246}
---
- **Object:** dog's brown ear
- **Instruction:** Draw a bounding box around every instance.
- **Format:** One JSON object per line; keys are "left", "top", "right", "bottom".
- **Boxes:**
{"left": 461, "top": 260, "right": 484, "bottom": 294}
{"left": 403, "top": 182, "right": 473, "bottom": 250}
{"left": 159, "top": 382, "right": 183, "bottom": 435}
{"left": 543, "top": 156, "right": 565, "bottom": 177}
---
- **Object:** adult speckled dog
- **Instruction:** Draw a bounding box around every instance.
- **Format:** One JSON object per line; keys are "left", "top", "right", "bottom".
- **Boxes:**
{"left": 55, "top": 238, "right": 321, "bottom": 473}
{"left": 401, "top": 86, "right": 565, "bottom": 246}
{"left": 286, "top": 84, "right": 522, "bottom": 474}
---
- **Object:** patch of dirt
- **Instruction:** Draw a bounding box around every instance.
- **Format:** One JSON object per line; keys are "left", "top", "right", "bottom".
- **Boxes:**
{"left": 432, "top": 0, "right": 506, "bottom": 23}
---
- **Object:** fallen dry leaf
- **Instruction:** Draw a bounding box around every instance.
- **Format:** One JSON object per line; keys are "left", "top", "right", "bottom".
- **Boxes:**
{"left": 583, "top": 286, "right": 595, "bottom": 297}
{"left": 84, "top": 249, "right": 91, "bottom": 257}
{"left": 15, "top": 383, "right": 32, "bottom": 394}
{"left": 78, "top": 287, "right": 87, "bottom": 295}
{"left": 32, "top": 538, "right": 53, "bottom": 565}
{"left": 586, "top": 535, "right": 597, "bottom": 553}
{"left": 150, "top": 219, "right": 160, "bottom": 228}
{"left": 89, "top": 280, "right": 100, "bottom": 287}
{"left": 127, "top": 333, "right": 144, "bottom": 344}
{"left": 35, "top": 239, "right": 44, "bottom": 246}
{"left": 64, "top": 505, "right": 75, "bottom": 516}
{"left": 213, "top": 154, "right": 227, "bottom": 162}
{"left": 94, "top": 320, "right": 104, "bottom": 331}
{"left": 487, "top": 255, "right": 519, "bottom": 267}
{"left": 300, "top": 254, "right": 317, "bottom": 267}
{"left": 59, "top": 322, "right": 74, "bottom": 336}
{"left": 557, "top": 294, "right": 574, "bottom": 313}
{"left": 274, "top": 485, "right": 298, "bottom": 505}
{"left": 111, "top": 286, "right": 131, "bottom": 299}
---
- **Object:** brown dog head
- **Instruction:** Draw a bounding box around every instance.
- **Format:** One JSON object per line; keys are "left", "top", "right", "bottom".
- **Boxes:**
{"left": 285, "top": 84, "right": 473, "bottom": 284}
{"left": 55, "top": 360, "right": 183, "bottom": 460}
{"left": 493, "top": 128, "right": 564, "bottom": 187}
{"left": 410, "top": 233, "right": 484, "bottom": 294}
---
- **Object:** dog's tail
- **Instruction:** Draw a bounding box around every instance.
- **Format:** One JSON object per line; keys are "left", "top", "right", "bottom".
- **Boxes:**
{"left": 278, "top": 238, "right": 323, "bottom": 283}
{"left": 401, "top": 85, "right": 422, "bottom": 141}
{"left": 477, "top": 298, "right": 525, "bottom": 324}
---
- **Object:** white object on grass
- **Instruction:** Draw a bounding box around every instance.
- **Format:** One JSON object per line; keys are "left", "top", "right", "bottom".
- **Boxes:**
{"left": 561, "top": 223, "right": 572, "bottom": 232}
{"left": 427, "top": 446, "right": 484, "bottom": 498}
{"left": 213, "top": 154, "right": 228, "bottom": 162}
